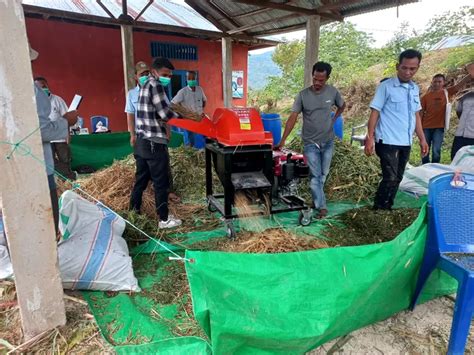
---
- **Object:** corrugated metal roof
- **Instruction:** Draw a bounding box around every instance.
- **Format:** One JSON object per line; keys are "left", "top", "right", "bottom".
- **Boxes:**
{"left": 187, "top": 0, "right": 418, "bottom": 36}
{"left": 22, "top": 0, "right": 220, "bottom": 31}
{"left": 431, "top": 35, "right": 474, "bottom": 51}
{"left": 22, "top": 0, "right": 418, "bottom": 42}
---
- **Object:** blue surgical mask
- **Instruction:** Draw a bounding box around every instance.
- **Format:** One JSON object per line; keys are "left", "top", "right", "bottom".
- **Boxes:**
{"left": 42, "top": 87, "right": 51, "bottom": 96}
{"left": 159, "top": 76, "right": 171, "bottom": 86}
{"left": 187, "top": 80, "right": 197, "bottom": 87}
{"left": 138, "top": 75, "right": 148, "bottom": 86}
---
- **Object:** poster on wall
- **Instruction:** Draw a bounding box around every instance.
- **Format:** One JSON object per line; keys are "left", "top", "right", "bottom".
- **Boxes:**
{"left": 232, "top": 70, "right": 244, "bottom": 99}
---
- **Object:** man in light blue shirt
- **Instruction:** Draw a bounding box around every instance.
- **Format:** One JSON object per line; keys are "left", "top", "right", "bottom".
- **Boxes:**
{"left": 365, "top": 49, "right": 428, "bottom": 210}
{"left": 125, "top": 61, "right": 150, "bottom": 147}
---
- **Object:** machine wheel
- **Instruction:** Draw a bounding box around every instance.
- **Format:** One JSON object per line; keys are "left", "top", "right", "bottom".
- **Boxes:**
{"left": 207, "top": 200, "right": 217, "bottom": 213}
{"left": 226, "top": 222, "right": 236, "bottom": 239}
{"left": 298, "top": 210, "right": 312, "bottom": 226}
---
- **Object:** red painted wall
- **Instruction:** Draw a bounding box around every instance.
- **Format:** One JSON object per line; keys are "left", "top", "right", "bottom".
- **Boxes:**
{"left": 26, "top": 18, "right": 248, "bottom": 132}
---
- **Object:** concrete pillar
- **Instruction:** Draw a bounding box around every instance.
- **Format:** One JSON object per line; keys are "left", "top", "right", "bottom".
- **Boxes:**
{"left": 121, "top": 25, "right": 135, "bottom": 94}
{"left": 304, "top": 15, "right": 321, "bottom": 88}
{"left": 222, "top": 37, "right": 232, "bottom": 108}
{"left": 0, "top": 0, "right": 66, "bottom": 339}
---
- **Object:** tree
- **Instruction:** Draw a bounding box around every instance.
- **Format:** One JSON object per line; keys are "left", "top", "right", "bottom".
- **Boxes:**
{"left": 421, "top": 6, "right": 474, "bottom": 49}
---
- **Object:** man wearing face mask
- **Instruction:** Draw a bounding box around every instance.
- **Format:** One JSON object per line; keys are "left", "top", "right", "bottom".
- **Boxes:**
{"left": 125, "top": 61, "right": 150, "bottom": 147}
{"left": 34, "top": 76, "right": 77, "bottom": 180}
{"left": 130, "top": 57, "right": 182, "bottom": 229}
{"left": 29, "top": 45, "right": 77, "bottom": 233}
{"left": 171, "top": 71, "right": 207, "bottom": 146}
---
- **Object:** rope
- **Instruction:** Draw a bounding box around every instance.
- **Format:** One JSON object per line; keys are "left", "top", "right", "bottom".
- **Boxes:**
{"left": 1, "top": 131, "right": 189, "bottom": 262}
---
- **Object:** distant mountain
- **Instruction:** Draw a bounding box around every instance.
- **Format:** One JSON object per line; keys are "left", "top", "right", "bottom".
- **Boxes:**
{"left": 248, "top": 49, "right": 281, "bottom": 90}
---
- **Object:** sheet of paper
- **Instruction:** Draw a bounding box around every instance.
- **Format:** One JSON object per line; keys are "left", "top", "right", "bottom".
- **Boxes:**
{"left": 68, "top": 94, "right": 82, "bottom": 112}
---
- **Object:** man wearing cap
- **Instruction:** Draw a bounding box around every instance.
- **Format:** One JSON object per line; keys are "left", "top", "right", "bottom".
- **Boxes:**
{"left": 30, "top": 44, "right": 78, "bottom": 232}
{"left": 125, "top": 61, "right": 151, "bottom": 147}
{"left": 34, "top": 76, "right": 77, "bottom": 180}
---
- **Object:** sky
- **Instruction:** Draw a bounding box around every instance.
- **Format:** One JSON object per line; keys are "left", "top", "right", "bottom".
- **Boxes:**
{"left": 173, "top": 0, "right": 473, "bottom": 53}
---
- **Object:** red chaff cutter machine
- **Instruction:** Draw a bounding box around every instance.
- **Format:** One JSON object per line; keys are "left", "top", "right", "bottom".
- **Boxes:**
{"left": 169, "top": 108, "right": 312, "bottom": 238}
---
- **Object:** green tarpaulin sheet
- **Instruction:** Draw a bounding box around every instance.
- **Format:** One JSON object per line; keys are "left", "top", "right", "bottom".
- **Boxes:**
{"left": 185, "top": 205, "right": 456, "bottom": 354}
{"left": 70, "top": 132, "right": 132, "bottom": 170}
{"left": 70, "top": 132, "right": 184, "bottom": 171}
{"left": 84, "top": 195, "right": 456, "bottom": 354}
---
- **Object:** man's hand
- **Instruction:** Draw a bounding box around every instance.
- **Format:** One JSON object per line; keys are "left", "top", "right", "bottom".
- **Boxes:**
{"left": 274, "top": 139, "right": 285, "bottom": 150}
{"left": 420, "top": 139, "right": 429, "bottom": 157}
{"left": 130, "top": 134, "right": 136, "bottom": 147}
{"left": 63, "top": 110, "right": 79, "bottom": 126}
{"left": 364, "top": 135, "right": 374, "bottom": 156}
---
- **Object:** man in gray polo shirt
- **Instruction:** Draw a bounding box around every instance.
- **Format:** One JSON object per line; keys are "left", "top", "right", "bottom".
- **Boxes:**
{"left": 171, "top": 71, "right": 207, "bottom": 146}
{"left": 278, "top": 61, "right": 345, "bottom": 218}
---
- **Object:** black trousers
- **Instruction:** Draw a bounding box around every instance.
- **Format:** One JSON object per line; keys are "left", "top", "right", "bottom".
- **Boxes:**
{"left": 374, "top": 142, "right": 411, "bottom": 210}
{"left": 130, "top": 138, "right": 169, "bottom": 221}
{"left": 52, "top": 142, "right": 76, "bottom": 180}
{"left": 451, "top": 136, "right": 474, "bottom": 160}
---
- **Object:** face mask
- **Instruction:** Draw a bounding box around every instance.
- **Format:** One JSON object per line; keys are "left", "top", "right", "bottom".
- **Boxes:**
{"left": 138, "top": 75, "right": 148, "bottom": 86}
{"left": 42, "top": 88, "right": 50, "bottom": 96}
{"left": 158, "top": 76, "right": 171, "bottom": 86}
{"left": 187, "top": 80, "right": 197, "bottom": 87}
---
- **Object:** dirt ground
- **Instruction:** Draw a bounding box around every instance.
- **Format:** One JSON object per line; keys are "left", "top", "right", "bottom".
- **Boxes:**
{"left": 1, "top": 283, "right": 472, "bottom": 354}
{"left": 310, "top": 296, "right": 474, "bottom": 354}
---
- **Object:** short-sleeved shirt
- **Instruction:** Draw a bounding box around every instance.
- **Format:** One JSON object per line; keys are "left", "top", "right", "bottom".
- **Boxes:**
{"left": 370, "top": 77, "right": 422, "bottom": 146}
{"left": 291, "top": 85, "right": 344, "bottom": 145}
{"left": 455, "top": 92, "right": 474, "bottom": 139}
{"left": 125, "top": 85, "right": 140, "bottom": 117}
{"left": 171, "top": 86, "right": 207, "bottom": 114}
{"left": 49, "top": 94, "right": 68, "bottom": 143}
{"left": 421, "top": 87, "right": 456, "bottom": 129}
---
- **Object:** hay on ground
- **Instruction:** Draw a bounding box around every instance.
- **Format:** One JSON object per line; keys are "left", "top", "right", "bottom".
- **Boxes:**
{"left": 324, "top": 207, "right": 420, "bottom": 246}
{"left": 286, "top": 140, "right": 380, "bottom": 203}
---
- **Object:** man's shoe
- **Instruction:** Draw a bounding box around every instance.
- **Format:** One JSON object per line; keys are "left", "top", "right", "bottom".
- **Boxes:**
{"left": 318, "top": 208, "right": 328, "bottom": 219}
{"left": 159, "top": 216, "right": 182, "bottom": 229}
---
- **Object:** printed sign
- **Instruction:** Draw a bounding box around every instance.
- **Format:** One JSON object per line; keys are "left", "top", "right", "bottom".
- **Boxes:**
{"left": 232, "top": 70, "right": 244, "bottom": 99}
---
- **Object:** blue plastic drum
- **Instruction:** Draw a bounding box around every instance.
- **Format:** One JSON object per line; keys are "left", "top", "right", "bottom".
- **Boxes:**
{"left": 193, "top": 134, "right": 206, "bottom": 149}
{"left": 261, "top": 113, "right": 282, "bottom": 146}
{"left": 331, "top": 112, "right": 344, "bottom": 140}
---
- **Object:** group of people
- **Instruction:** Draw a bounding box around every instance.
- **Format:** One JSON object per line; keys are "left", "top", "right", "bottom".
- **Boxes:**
{"left": 279, "top": 49, "right": 473, "bottom": 215}
{"left": 36, "top": 45, "right": 472, "bottom": 231}
{"left": 124, "top": 58, "right": 207, "bottom": 229}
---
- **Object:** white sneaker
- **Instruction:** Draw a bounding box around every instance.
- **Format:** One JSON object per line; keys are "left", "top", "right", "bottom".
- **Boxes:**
{"left": 159, "top": 216, "right": 182, "bottom": 229}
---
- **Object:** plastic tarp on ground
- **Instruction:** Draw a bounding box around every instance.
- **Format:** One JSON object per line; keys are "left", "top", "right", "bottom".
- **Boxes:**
{"left": 400, "top": 145, "right": 474, "bottom": 196}
{"left": 84, "top": 194, "right": 456, "bottom": 354}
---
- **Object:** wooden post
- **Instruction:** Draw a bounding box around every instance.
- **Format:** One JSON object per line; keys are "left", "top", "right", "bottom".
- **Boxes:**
{"left": 0, "top": 0, "right": 65, "bottom": 339}
{"left": 222, "top": 37, "right": 232, "bottom": 108}
{"left": 121, "top": 24, "right": 135, "bottom": 94}
{"left": 304, "top": 15, "right": 321, "bottom": 88}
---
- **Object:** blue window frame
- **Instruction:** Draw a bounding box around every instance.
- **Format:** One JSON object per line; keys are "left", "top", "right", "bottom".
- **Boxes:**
{"left": 150, "top": 42, "right": 198, "bottom": 61}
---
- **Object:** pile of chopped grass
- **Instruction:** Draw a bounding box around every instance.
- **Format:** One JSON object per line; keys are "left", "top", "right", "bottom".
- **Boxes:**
{"left": 324, "top": 207, "right": 420, "bottom": 246}
{"left": 286, "top": 140, "right": 380, "bottom": 203}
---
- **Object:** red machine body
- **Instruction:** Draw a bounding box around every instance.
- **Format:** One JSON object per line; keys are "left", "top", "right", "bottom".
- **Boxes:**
{"left": 168, "top": 107, "right": 273, "bottom": 146}
{"left": 272, "top": 148, "right": 307, "bottom": 177}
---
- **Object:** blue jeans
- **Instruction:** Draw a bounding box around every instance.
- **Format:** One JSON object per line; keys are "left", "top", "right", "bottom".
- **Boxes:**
{"left": 303, "top": 140, "right": 334, "bottom": 210}
{"left": 422, "top": 128, "right": 444, "bottom": 164}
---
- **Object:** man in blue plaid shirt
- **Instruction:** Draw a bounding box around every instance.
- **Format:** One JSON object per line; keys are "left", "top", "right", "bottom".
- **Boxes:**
{"left": 130, "top": 57, "right": 182, "bottom": 228}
